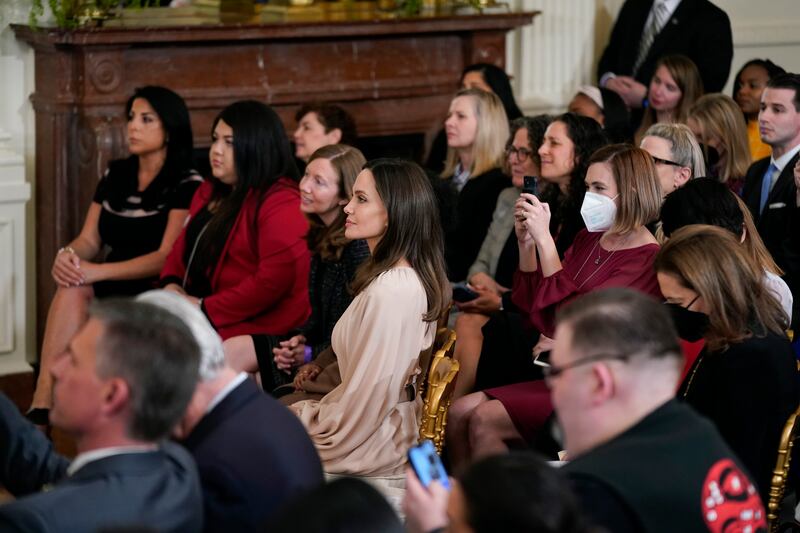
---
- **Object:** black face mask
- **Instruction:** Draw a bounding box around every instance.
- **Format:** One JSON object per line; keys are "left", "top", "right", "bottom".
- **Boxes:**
{"left": 699, "top": 143, "right": 720, "bottom": 171}
{"left": 665, "top": 297, "right": 710, "bottom": 342}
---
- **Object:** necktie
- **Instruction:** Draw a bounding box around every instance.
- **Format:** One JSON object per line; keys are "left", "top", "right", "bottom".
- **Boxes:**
{"left": 633, "top": 2, "right": 668, "bottom": 76}
{"left": 759, "top": 163, "right": 778, "bottom": 215}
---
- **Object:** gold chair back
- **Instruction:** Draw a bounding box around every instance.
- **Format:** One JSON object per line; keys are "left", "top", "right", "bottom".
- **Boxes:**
{"left": 419, "top": 330, "right": 458, "bottom": 454}
{"left": 768, "top": 404, "right": 800, "bottom": 531}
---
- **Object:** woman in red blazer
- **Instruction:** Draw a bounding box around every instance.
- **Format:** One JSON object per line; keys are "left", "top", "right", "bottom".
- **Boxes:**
{"left": 160, "top": 100, "right": 310, "bottom": 340}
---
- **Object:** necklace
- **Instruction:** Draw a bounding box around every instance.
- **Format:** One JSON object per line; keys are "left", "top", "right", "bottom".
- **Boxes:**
{"left": 572, "top": 233, "right": 630, "bottom": 290}
{"left": 681, "top": 352, "right": 706, "bottom": 398}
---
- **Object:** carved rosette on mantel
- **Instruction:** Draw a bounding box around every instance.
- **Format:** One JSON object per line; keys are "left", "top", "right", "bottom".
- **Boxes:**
{"left": 12, "top": 10, "right": 538, "bottom": 349}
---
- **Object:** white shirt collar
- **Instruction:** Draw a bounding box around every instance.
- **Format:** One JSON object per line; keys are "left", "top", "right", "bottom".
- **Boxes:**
{"left": 770, "top": 143, "right": 800, "bottom": 175}
{"left": 206, "top": 372, "right": 248, "bottom": 414}
{"left": 67, "top": 444, "right": 158, "bottom": 476}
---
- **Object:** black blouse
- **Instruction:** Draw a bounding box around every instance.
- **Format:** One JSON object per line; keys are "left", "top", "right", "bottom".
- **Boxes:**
{"left": 92, "top": 156, "right": 202, "bottom": 297}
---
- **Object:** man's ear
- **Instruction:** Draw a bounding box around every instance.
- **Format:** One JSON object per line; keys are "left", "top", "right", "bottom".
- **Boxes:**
{"left": 589, "top": 363, "right": 616, "bottom": 406}
{"left": 327, "top": 128, "right": 343, "bottom": 144}
{"left": 102, "top": 378, "right": 131, "bottom": 418}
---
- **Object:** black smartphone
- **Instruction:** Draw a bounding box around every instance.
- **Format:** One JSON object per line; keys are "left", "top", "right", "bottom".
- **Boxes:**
{"left": 522, "top": 175, "right": 539, "bottom": 199}
{"left": 452, "top": 283, "right": 479, "bottom": 303}
{"left": 408, "top": 440, "right": 450, "bottom": 489}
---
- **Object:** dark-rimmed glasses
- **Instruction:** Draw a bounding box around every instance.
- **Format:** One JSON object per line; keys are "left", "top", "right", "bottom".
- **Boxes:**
{"left": 506, "top": 146, "right": 533, "bottom": 162}
{"left": 650, "top": 155, "right": 684, "bottom": 167}
{"left": 543, "top": 352, "right": 631, "bottom": 383}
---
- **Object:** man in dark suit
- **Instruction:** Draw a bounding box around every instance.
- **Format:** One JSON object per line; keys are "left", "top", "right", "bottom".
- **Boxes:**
{"left": 0, "top": 300, "right": 203, "bottom": 533}
{"left": 742, "top": 73, "right": 800, "bottom": 329}
{"left": 553, "top": 289, "right": 767, "bottom": 532}
{"left": 598, "top": 0, "right": 733, "bottom": 110}
{"left": 139, "top": 291, "right": 324, "bottom": 533}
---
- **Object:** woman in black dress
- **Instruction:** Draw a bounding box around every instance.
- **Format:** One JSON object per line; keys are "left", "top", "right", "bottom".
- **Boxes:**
{"left": 28, "top": 86, "right": 201, "bottom": 421}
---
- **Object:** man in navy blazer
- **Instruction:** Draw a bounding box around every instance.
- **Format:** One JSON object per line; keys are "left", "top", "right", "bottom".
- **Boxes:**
{"left": 742, "top": 73, "right": 800, "bottom": 328}
{"left": 140, "top": 291, "right": 324, "bottom": 533}
{"left": 598, "top": 0, "right": 732, "bottom": 110}
{"left": 0, "top": 300, "right": 203, "bottom": 533}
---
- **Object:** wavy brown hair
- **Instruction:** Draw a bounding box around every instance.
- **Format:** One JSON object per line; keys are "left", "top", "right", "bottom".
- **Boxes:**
{"left": 351, "top": 159, "right": 451, "bottom": 322}
{"left": 654, "top": 224, "right": 788, "bottom": 351}
{"left": 304, "top": 144, "right": 366, "bottom": 261}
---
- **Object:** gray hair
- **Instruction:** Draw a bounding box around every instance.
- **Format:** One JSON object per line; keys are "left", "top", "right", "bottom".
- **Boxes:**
{"left": 90, "top": 299, "right": 200, "bottom": 441}
{"left": 136, "top": 290, "right": 225, "bottom": 382}
{"left": 642, "top": 123, "right": 706, "bottom": 178}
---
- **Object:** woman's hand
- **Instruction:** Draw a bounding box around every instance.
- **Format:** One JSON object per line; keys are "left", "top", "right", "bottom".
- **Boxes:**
{"left": 533, "top": 334, "right": 555, "bottom": 359}
{"left": 273, "top": 335, "right": 307, "bottom": 373}
{"left": 456, "top": 285, "right": 502, "bottom": 315}
{"left": 468, "top": 272, "right": 501, "bottom": 295}
{"left": 403, "top": 467, "right": 450, "bottom": 533}
{"left": 75, "top": 260, "right": 104, "bottom": 285}
{"left": 52, "top": 248, "right": 84, "bottom": 287}
{"left": 516, "top": 194, "right": 551, "bottom": 243}
{"left": 293, "top": 363, "right": 322, "bottom": 390}
{"left": 163, "top": 283, "right": 187, "bottom": 296}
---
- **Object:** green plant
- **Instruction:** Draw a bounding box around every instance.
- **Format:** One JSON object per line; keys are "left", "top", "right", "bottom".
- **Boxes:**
{"left": 29, "top": 0, "right": 153, "bottom": 28}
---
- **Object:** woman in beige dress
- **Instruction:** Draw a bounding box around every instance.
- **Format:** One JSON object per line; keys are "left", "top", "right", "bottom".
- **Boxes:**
{"left": 289, "top": 158, "right": 451, "bottom": 476}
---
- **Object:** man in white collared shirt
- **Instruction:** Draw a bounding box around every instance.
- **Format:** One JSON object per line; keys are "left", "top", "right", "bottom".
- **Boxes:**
{"left": 0, "top": 300, "right": 203, "bottom": 533}
{"left": 743, "top": 73, "right": 800, "bottom": 329}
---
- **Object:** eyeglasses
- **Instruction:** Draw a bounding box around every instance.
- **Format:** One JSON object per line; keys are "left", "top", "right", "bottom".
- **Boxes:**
{"left": 542, "top": 352, "right": 631, "bottom": 383}
{"left": 650, "top": 155, "right": 684, "bottom": 167}
{"left": 506, "top": 146, "right": 533, "bottom": 162}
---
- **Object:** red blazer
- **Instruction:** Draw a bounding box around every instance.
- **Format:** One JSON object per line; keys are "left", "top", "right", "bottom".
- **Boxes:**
{"left": 161, "top": 178, "right": 311, "bottom": 339}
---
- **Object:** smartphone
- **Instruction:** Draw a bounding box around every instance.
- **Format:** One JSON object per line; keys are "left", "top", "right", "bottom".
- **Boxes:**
{"left": 408, "top": 440, "right": 450, "bottom": 489}
{"left": 452, "top": 283, "right": 479, "bottom": 303}
{"left": 522, "top": 175, "right": 539, "bottom": 199}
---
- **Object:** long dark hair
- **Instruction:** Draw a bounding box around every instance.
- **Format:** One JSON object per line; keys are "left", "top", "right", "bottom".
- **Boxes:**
{"left": 125, "top": 86, "right": 194, "bottom": 175}
{"left": 539, "top": 113, "right": 608, "bottom": 227}
{"left": 462, "top": 63, "right": 523, "bottom": 120}
{"left": 190, "top": 100, "right": 299, "bottom": 281}
{"left": 350, "top": 159, "right": 450, "bottom": 322}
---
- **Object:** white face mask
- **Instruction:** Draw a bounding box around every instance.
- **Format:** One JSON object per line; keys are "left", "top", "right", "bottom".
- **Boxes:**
{"left": 580, "top": 191, "right": 618, "bottom": 232}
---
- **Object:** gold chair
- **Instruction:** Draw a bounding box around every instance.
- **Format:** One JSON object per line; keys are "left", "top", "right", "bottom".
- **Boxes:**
{"left": 419, "top": 330, "right": 458, "bottom": 454}
{"left": 768, "top": 404, "right": 800, "bottom": 531}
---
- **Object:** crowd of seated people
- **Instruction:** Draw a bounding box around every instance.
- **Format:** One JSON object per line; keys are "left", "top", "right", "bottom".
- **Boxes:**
{"left": 5, "top": 3, "right": 800, "bottom": 529}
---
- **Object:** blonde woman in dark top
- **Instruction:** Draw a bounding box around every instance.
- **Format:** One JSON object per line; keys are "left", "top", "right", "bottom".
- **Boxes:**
{"left": 440, "top": 88, "right": 511, "bottom": 281}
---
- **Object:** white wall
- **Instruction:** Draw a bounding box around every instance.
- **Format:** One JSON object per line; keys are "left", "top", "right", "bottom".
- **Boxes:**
{"left": 0, "top": 1, "right": 34, "bottom": 374}
{"left": 0, "top": 0, "right": 798, "bottom": 374}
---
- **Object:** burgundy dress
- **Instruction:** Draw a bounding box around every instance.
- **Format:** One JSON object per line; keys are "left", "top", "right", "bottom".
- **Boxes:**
{"left": 485, "top": 230, "right": 662, "bottom": 443}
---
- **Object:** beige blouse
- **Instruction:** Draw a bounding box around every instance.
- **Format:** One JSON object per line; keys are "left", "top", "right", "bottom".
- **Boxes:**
{"left": 290, "top": 267, "right": 434, "bottom": 476}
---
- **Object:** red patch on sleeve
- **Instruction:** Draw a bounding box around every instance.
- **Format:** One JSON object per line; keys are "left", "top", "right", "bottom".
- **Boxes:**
{"left": 701, "top": 459, "right": 767, "bottom": 532}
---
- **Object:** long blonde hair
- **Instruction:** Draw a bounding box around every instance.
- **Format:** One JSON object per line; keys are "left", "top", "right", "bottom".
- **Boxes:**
{"left": 441, "top": 88, "right": 509, "bottom": 179}
{"left": 688, "top": 94, "right": 752, "bottom": 184}
{"left": 635, "top": 55, "right": 704, "bottom": 144}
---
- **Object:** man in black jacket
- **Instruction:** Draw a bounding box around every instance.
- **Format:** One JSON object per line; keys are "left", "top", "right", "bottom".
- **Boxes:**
{"left": 139, "top": 290, "right": 324, "bottom": 533}
{"left": 553, "top": 289, "right": 766, "bottom": 532}
{"left": 0, "top": 300, "right": 203, "bottom": 533}
{"left": 741, "top": 73, "right": 800, "bottom": 329}
{"left": 598, "top": 0, "right": 732, "bottom": 110}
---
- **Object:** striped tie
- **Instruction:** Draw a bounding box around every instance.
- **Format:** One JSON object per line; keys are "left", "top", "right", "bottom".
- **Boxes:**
{"left": 633, "top": 1, "right": 668, "bottom": 76}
